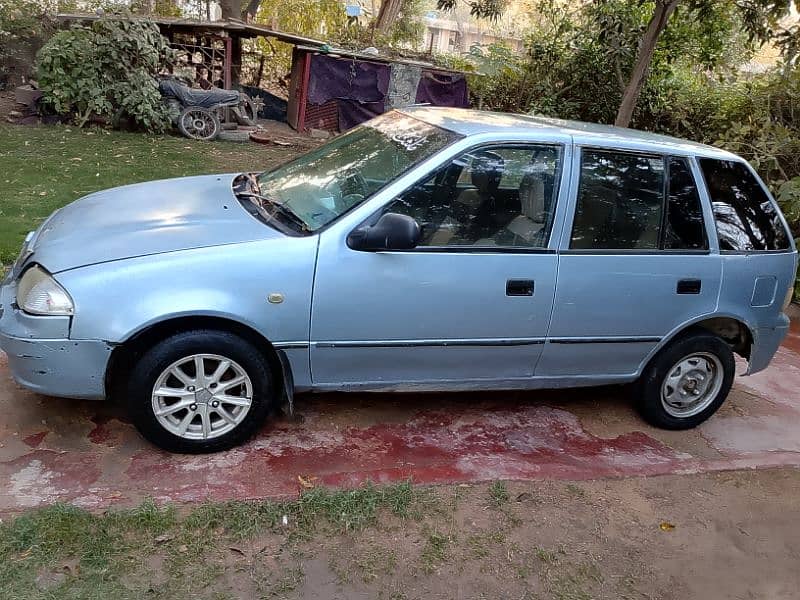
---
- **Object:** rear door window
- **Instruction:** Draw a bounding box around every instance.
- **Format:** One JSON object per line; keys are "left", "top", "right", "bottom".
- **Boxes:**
{"left": 570, "top": 149, "right": 665, "bottom": 250}
{"left": 698, "top": 158, "right": 791, "bottom": 251}
{"left": 663, "top": 157, "right": 708, "bottom": 250}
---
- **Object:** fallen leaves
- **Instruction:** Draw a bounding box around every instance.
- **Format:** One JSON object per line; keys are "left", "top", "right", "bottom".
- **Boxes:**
{"left": 297, "top": 474, "right": 317, "bottom": 489}
{"left": 154, "top": 533, "right": 174, "bottom": 544}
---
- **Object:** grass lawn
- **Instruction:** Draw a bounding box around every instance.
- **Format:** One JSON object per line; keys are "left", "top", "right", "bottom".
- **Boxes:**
{"left": 0, "top": 124, "right": 300, "bottom": 268}
{"left": 0, "top": 482, "right": 431, "bottom": 600}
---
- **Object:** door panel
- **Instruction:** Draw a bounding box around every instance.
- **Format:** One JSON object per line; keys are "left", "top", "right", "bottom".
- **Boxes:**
{"left": 310, "top": 249, "right": 557, "bottom": 384}
{"left": 310, "top": 141, "right": 567, "bottom": 386}
{"left": 539, "top": 149, "right": 722, "bottom": 377}
{"left": 537, "top": 254, "right": 722, "bottom": 376}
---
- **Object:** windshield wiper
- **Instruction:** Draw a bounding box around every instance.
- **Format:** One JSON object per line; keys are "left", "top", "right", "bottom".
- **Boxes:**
{"left": 237, "top": 192, "right": 310, "bottom": 233}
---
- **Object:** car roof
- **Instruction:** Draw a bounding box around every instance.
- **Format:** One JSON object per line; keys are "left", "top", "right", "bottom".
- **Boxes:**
{"left": 399, "top": 106, "right": 739, "bottom": 160}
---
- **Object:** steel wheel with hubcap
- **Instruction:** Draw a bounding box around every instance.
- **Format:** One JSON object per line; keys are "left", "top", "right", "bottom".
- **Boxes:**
{"left": 127, "top": 330, "right": 273, "bottom": 453}
{"left": 660, "top": 352, "right": 724, "bottom": 418}
{"left": 637, "top": 330, "right": 734, "bottom": 430}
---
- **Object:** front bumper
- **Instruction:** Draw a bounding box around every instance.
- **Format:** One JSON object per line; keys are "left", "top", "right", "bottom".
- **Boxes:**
{"left": 0, "top": 331, "right": 112, "bottom": 399}
{"left": 0, "top": 281, "right": 111, "bottom": 400}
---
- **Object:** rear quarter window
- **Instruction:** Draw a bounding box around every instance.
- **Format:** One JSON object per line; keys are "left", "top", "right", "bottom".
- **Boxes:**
{"left": 698, "top": 158, "right": 791, "bottom": 251}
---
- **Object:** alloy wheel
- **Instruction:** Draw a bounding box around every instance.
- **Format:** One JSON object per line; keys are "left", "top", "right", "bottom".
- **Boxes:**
{"left": 151, "top": 353, "right": 253, "bottom": 440}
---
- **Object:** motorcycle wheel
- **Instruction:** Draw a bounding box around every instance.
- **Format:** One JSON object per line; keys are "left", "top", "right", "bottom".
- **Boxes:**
{"left": 177, "top": 107, "right": 220, "bottom": 141}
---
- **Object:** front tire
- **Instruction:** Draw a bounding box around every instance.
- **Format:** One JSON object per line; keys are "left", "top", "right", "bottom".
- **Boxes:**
{"left": 127, "top": 330, "right": 273, "bottom": 453}
{"left": 636, "top": 330, "right": 735, "bottom": 430}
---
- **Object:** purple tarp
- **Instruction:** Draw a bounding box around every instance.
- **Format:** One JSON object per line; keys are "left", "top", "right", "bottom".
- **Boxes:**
{"left": 337, "top": 99, "right": 386, "bottom": 131}
{"left": 304, "top": 53, "right": 468, "bottom": 131}
{"left": 415, "top": 72, "right": 469, "bottom": 108}
{"left": 307, "top": 54, "right": 390, "bottom": 105}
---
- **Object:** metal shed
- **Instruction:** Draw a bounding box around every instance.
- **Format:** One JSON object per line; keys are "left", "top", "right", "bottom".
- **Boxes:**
{"left": 56, "top": 14, "right": 470, "bottom": 132}
{"left": 288, "top": 45, "right": 469, "bottom": 133}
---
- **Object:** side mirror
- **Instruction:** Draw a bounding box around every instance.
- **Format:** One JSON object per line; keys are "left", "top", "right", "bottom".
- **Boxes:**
{"left": 347, "top": 212, "right": 421, "bottom": 251}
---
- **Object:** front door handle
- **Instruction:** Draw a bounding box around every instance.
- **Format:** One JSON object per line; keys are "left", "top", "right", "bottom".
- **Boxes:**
{"left": 677, "top": 279, "right": 702, "bottom": 294}
{"left": 507, "top": 279, "right": 534, "bottom": 296}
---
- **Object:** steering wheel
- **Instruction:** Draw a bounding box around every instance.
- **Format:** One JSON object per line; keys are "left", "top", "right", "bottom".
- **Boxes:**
{"left": 342, "top": 169, "right": 369, "bottom": 198}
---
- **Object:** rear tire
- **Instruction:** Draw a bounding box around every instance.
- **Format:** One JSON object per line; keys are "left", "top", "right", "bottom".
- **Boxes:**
{"left": 636, "top": 330, "right": 735, "bottom": 430}
{"left": 127, "top": 330, "right": 273, "bottom": 453}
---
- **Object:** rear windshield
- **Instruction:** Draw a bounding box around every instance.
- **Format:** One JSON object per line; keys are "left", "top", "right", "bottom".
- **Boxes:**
{"left": 698, "top": 158, "right": 791, "bottom": 251}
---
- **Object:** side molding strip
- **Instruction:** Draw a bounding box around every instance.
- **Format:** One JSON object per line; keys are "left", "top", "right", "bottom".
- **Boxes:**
{"left": 548, "top": 336, "right": 661, "bottom": 344}
{"left": 312, "top": 338, "right": 547, "bottom": 349}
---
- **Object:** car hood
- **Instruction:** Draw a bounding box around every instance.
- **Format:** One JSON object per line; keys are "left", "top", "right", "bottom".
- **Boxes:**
{"left": 29, "top": 174, "right": 279, "bottom": 273}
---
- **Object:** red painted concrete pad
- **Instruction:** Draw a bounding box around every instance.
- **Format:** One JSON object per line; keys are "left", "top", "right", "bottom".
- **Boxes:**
{"left": 0, "top": 320, "right": 799, "bottom": 512}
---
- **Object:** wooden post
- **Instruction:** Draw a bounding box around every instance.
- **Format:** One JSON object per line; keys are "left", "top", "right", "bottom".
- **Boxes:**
{"left": 256, "top": 54, "right": 265, "bottom": 88}
{"left": 224, "top": 36, "right": 233, "bottom": 89}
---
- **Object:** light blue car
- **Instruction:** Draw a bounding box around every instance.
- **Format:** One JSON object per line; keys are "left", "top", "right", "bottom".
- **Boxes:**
{"left": 1, "top": 108, "right": 796, "bottom": 452}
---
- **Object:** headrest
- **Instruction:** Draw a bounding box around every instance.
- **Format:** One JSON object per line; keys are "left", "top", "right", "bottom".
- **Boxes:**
{"left": 519, "top": 171, "right": 546, "bottom": 222}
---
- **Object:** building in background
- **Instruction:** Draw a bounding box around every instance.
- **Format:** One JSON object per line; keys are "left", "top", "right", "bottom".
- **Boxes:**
{"left": 422, "top": 14, "right": 523, "bottom": 55}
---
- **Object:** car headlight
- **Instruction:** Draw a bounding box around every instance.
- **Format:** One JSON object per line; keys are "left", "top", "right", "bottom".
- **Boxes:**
{"left": 16, "top": 265, "right": 74, "bottom": 316}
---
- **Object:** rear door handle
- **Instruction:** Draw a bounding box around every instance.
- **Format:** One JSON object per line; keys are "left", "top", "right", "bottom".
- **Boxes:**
{"left": 507, "top": 279, "right": 534, "bottom": 296}
{"left": 677, "top": 279, "right": 702, "bottom": 294}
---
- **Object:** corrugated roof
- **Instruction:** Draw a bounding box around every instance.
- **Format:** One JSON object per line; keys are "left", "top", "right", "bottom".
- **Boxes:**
{"left": 293, "top": 45, "right": 469, "bottom": 75}
{"left": 55, "top": 13, "right": 328, "bottom": 46}
{"left": 56, "top": 13, "right": 471, "bottom": 74}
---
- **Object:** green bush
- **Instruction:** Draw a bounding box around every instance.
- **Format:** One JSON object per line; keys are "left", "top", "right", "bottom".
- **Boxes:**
{"left": 0, "top": 0, "right": 55, "bottom": 86}
{"left": 36, "top": 14, "right": 174, "bottom": 131}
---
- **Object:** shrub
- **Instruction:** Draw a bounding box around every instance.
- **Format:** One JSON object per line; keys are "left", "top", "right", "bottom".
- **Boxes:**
{"left": 0, "top": 0, "right": 55, "bottom": 87}
{"left": 36, "top": 14, "right": 174, "bottom": 131}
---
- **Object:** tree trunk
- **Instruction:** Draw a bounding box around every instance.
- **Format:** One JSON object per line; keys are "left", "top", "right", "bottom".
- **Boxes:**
{"left": 243, "top": 0, "right": 262, "bottom": 21}
{"left": 375, "top": 0, "right": 403, "bottom": 33}
{"left": 614, "top": 0, "right": 679, "bottom": 128}
{"left": 220, "top": 0, "right": 242, "bottom": 20}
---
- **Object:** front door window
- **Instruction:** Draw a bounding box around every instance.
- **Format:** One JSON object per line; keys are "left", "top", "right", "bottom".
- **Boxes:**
{"left": 383, "top": 144, "right": 563, "bottom": 249}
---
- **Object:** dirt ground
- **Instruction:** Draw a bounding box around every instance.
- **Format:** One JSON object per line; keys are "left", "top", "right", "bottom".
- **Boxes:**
{"left": 4, "top": 469, "right": 799, "bottom": 599}
{"left": 36, "top": 469, "right": 796, "bottom": 600}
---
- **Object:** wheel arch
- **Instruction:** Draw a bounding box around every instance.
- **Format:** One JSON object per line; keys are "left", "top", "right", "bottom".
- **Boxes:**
{"left": 105, "top": 314, "right": 288, "bottom": 403}
{"left": 637, "top": 313, "right": 754, "bottom": 376}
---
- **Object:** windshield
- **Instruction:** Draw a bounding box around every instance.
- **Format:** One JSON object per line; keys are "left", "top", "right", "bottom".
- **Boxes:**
{"left": 255, "top": 112, "right": 461, "bottom": 232}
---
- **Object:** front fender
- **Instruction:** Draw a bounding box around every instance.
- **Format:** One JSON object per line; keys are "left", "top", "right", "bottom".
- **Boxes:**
{"left": 57, "top": 237, "right": 318, "bottom": 346}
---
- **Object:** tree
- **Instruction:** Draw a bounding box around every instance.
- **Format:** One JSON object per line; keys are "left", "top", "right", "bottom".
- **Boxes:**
{"left": 243, "top": 0, "right": 262, "bottom": 20}
{"left": 614, "top": 0, "right": 678, "bottom": 126}
{"left": 375, "top": 0, "right": 403, "bottom": 32}
{"left": 439, "top": 0, "right": 799, "bottom": 127}
{"left": 37, "top": 15, "right": 174, "bottom": 130}
{"left": 219, "top": 0, "right": 242, "bottom": 20}
{"left": 612, "top": 0, "right": 797, "bottom": 127}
